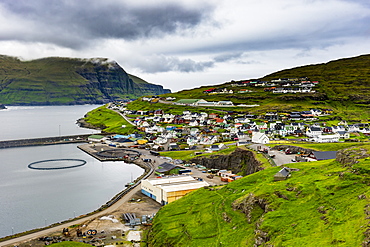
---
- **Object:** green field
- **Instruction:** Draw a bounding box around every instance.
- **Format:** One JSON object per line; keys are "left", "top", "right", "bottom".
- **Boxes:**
{"left": 83, "top": 105, "right": 137, "bottom": 134}
{"left": 147, "top": 145, "right": 370, "bottom": 246}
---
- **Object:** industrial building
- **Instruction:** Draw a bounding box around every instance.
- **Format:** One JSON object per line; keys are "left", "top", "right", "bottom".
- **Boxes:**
{"left": 141, "top": 175, "right": 209, "bottom": 205}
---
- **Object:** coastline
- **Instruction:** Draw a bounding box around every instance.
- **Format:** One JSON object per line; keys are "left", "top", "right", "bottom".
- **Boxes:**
{"left": 0, "top": 142, "right": 159, "bottom": 245}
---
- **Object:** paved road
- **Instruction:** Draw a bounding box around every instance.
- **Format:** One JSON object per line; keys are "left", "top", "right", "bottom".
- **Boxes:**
{"left": 249, "top": 144, "right": 294, "bottom": 166}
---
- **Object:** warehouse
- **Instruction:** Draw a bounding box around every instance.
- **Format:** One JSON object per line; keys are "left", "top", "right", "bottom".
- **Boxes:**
{"left": 141, "top": 175, "right": 209, "bottom": 205}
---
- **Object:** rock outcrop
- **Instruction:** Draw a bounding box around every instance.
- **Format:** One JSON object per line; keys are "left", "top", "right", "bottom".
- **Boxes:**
{"left": 336, "top": 146, "right": 370, "bottom": 166}
{"left": 189, "top": 148, "right": 262, "bottom": 176}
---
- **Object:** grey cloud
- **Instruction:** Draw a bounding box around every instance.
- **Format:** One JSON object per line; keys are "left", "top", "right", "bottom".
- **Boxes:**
{"left": 0, "top": 0, "right": 213, "bottom": 48}
{"left": 139, "top": 55, "right": 214, "bottom": 73}
{"left": 214, "top": 52, "right": 243, "bottom": 62}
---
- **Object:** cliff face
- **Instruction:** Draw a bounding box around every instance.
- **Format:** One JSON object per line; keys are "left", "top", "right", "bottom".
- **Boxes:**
{"left": 189, "top": 148, "right": 263, "bottom": 176}
{"left": 0, "top": 56, "right": 171, "bottom": 105}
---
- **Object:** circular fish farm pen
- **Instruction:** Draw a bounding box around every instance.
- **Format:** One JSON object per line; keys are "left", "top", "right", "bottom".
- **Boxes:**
{"left": 28, "top": 159, "right": 87, "bottom": 170}
{"left": 96, "top": 148, "right": 141, "bottom": 160}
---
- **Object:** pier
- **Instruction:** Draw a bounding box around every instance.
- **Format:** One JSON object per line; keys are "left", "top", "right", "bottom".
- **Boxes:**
{"left": 0, "top": 134, "right": 91, "bottom": 149}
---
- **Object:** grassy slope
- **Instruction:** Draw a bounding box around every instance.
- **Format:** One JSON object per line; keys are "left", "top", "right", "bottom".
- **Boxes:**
{"left": 0, "top": 56, "right": 166, "bottom": 105}
{"left": 156, "top": 54, "right": 370, "bottom": 121}
{"left": 0, "top": 57, "right": 92, "bottom": 104}
{"left": 128, "top": 74, "right": 149, "bottom": 85}
{"left": 147, "top": 145, "right": 370, "bottom": 246}
{"left": 83, "top": 105, "right": 137, "bottom": 134}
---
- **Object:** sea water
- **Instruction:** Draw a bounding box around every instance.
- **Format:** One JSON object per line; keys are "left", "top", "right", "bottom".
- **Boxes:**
{"left": 0, "top": 106, "right": 144, "bottom": 238}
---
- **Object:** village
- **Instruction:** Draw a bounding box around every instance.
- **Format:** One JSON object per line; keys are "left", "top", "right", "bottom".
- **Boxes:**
{"left": 5, "top": 78, "right": 370, "bottom": 246}
{"left": 105, "top": 103, "right": 369, "bottom": 150}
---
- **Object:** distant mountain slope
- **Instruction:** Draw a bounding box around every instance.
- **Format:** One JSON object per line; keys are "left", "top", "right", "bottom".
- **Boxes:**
{"left": 0, "top": 55, "right": 170, "bottom": 105}
{"left": 159, "top": 54, "right": 370, "bottom": 120}
{"left": 261, "top": 54, "right": 370, "bottom": 103}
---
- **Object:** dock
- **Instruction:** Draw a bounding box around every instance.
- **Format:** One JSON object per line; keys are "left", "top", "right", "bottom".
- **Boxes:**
{"left": 0, "top": 134, "right": 91, "bottom": 149}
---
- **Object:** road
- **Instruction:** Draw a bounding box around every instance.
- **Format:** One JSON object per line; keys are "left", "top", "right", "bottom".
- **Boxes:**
{"left": 248, "top": 144, "right": 294, "bottom": 166}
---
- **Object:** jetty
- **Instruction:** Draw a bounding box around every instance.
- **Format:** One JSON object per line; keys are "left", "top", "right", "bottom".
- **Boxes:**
{"left": 0, "top": 134, "right": 91, "bottom": 149}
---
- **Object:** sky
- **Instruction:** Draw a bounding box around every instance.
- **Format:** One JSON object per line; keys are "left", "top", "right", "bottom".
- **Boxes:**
{"left": 0, "top": 0, "right": 369, "bottom": 92}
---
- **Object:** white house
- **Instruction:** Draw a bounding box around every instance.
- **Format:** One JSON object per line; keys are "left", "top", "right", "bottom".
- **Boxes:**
{"left": 306, "top": 126, "right": 322, "bottom": 137}
{"left": 252, "top": 132, "right": 270, "bottom": 144}
{"left": 337, "top": 131, "right": 350, "bottom": 139}
{"left": 312, "top": 133, "right": 340, "bottom": 143}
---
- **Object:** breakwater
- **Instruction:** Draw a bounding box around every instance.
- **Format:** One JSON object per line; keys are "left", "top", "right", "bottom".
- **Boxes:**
{"left": 0, "top": 134, "right": 92, "bottom": 149}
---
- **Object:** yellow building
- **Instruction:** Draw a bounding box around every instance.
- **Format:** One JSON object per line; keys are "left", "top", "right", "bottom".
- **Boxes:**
{"left": 141, "top": 175, "right": 209, "bottom": 205}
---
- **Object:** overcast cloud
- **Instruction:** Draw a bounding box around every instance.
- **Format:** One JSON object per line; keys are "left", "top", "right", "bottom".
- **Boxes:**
{"left": 0, "top": 0, "right": 369, "bottom": 91}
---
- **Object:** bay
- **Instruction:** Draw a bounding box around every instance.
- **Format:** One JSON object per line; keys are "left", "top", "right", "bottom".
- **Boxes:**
{"left": 0, "top": 105, "right": 101, "bottom": 141}
{"left": 0, "top": 106, "right": 144, "bottom": 238}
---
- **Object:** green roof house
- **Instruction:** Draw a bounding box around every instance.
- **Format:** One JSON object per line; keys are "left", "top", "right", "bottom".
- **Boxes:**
{"left": 176, "top": 99, "right": 208, "bottom": 105}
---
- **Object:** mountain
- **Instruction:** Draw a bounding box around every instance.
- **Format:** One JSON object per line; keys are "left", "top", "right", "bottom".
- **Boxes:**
{"left": 0, "top": 55, "right": 171, "bottom": 105}
{"left": 155, "top": 54, "right": 370, "bottom": 121}
{"left": 147, "top": 144, "right": 370, "bottom": 246}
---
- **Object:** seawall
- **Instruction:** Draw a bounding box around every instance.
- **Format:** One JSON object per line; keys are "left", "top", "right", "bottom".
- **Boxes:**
{"left": 0, "top": 134, "right": 91, "bottom": 149}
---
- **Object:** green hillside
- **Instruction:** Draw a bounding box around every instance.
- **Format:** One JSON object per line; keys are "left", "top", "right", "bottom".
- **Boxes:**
{"left": 0, "top": 55, "right": 170, "bottom": 105}
{"left": 154, "top": 54, "right": 370, "bottom": 121}
{"left": 147, "top": 145, "right": 370, "bottom": 246}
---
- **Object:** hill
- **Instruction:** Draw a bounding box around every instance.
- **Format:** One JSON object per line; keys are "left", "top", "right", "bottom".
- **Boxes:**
{"left": 146, "top": 144, "right": 370, "bottom": 246}
{"left": 0, "top": 55, "right": 170, "bottom": 105}
{"left": 152, "top": 54, "right": 370, "bottom": 121}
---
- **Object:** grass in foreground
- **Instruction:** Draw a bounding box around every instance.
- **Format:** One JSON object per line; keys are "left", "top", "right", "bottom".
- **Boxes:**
{"left": 147, "top": 152, "right": 370, "bottom": 246}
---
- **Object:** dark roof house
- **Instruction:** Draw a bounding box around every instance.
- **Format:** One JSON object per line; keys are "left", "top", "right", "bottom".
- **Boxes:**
{"left": 274, "top": 167, "right": 291, "bottom": 181}
{"left": 308, "top": 151, "right": 337, "bottom": 161}
{"left": 156, "top": 162, "right": 179, "bottom": 174}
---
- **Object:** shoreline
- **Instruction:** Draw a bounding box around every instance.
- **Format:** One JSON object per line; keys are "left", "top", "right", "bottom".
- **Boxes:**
{"left": 0, "top": 143, "right": 158, "bottom": 245}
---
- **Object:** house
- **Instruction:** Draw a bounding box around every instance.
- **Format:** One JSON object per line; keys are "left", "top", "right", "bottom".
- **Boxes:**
{"left": 217, "top": 101, "right": 234, "bottom": 106}
{"left": 209, "top": 143, "right": 227, "bottom": 152}
{"left": 274, "top": 167, "right": 291, "bottom": 181}
{"left": 234, "top": 118, "right": 250, "bottom": 123}
{"left": 176, "top": 99, "right": 206, "bottom": 106}
{"left": 196, "top": 101, "right": 217, "bottom": 107}
{"left": 88, "top": 135, "right": 106, "bottom": 143}
{"left": 168, "top": 143, "right": 180, "bottom": 151}
{"left": 189, "top": 119, "right": 199, "bottom": 127}
{"left": 154, "top": 136, "right": 168, "bottom": 145}
{"left": 310, "top": 109, "right": 322, "bottom": 116}
{"left": 332, "top": 125, "right": 346, "bottom": 133}
{"left": 312, "top": 133, "right": 340, "bottom": 143}
{"left": 337, "top": 131, "right": 350, "bottom": 139}
{"left": 215, "top": 118, "right": 227, "bottom": 125}
{"left": 141, "top": 175, "right": 209, "bottom": 205}
{"left": 155, "top": 162, "right": 179, "bottom": 174}
{"left": 308, "top": 151, "right": 337, "bottom": 161}
{"left": 190, "top": 128, "right": 200, "bottom": 136}
{"left": 348, "top": 124, "right": 361, "bottom": 133}
{"left": 154, "top": 109, "right": 164, "bottom": 116}
{"left": 306, "top": 126, "right": 322, "bottom": 137}
{"left": 252, "top": 132, "right": 269, "bottom": 144}
{"left": 114, "top": 138, "right": 136, "bottom": 147}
